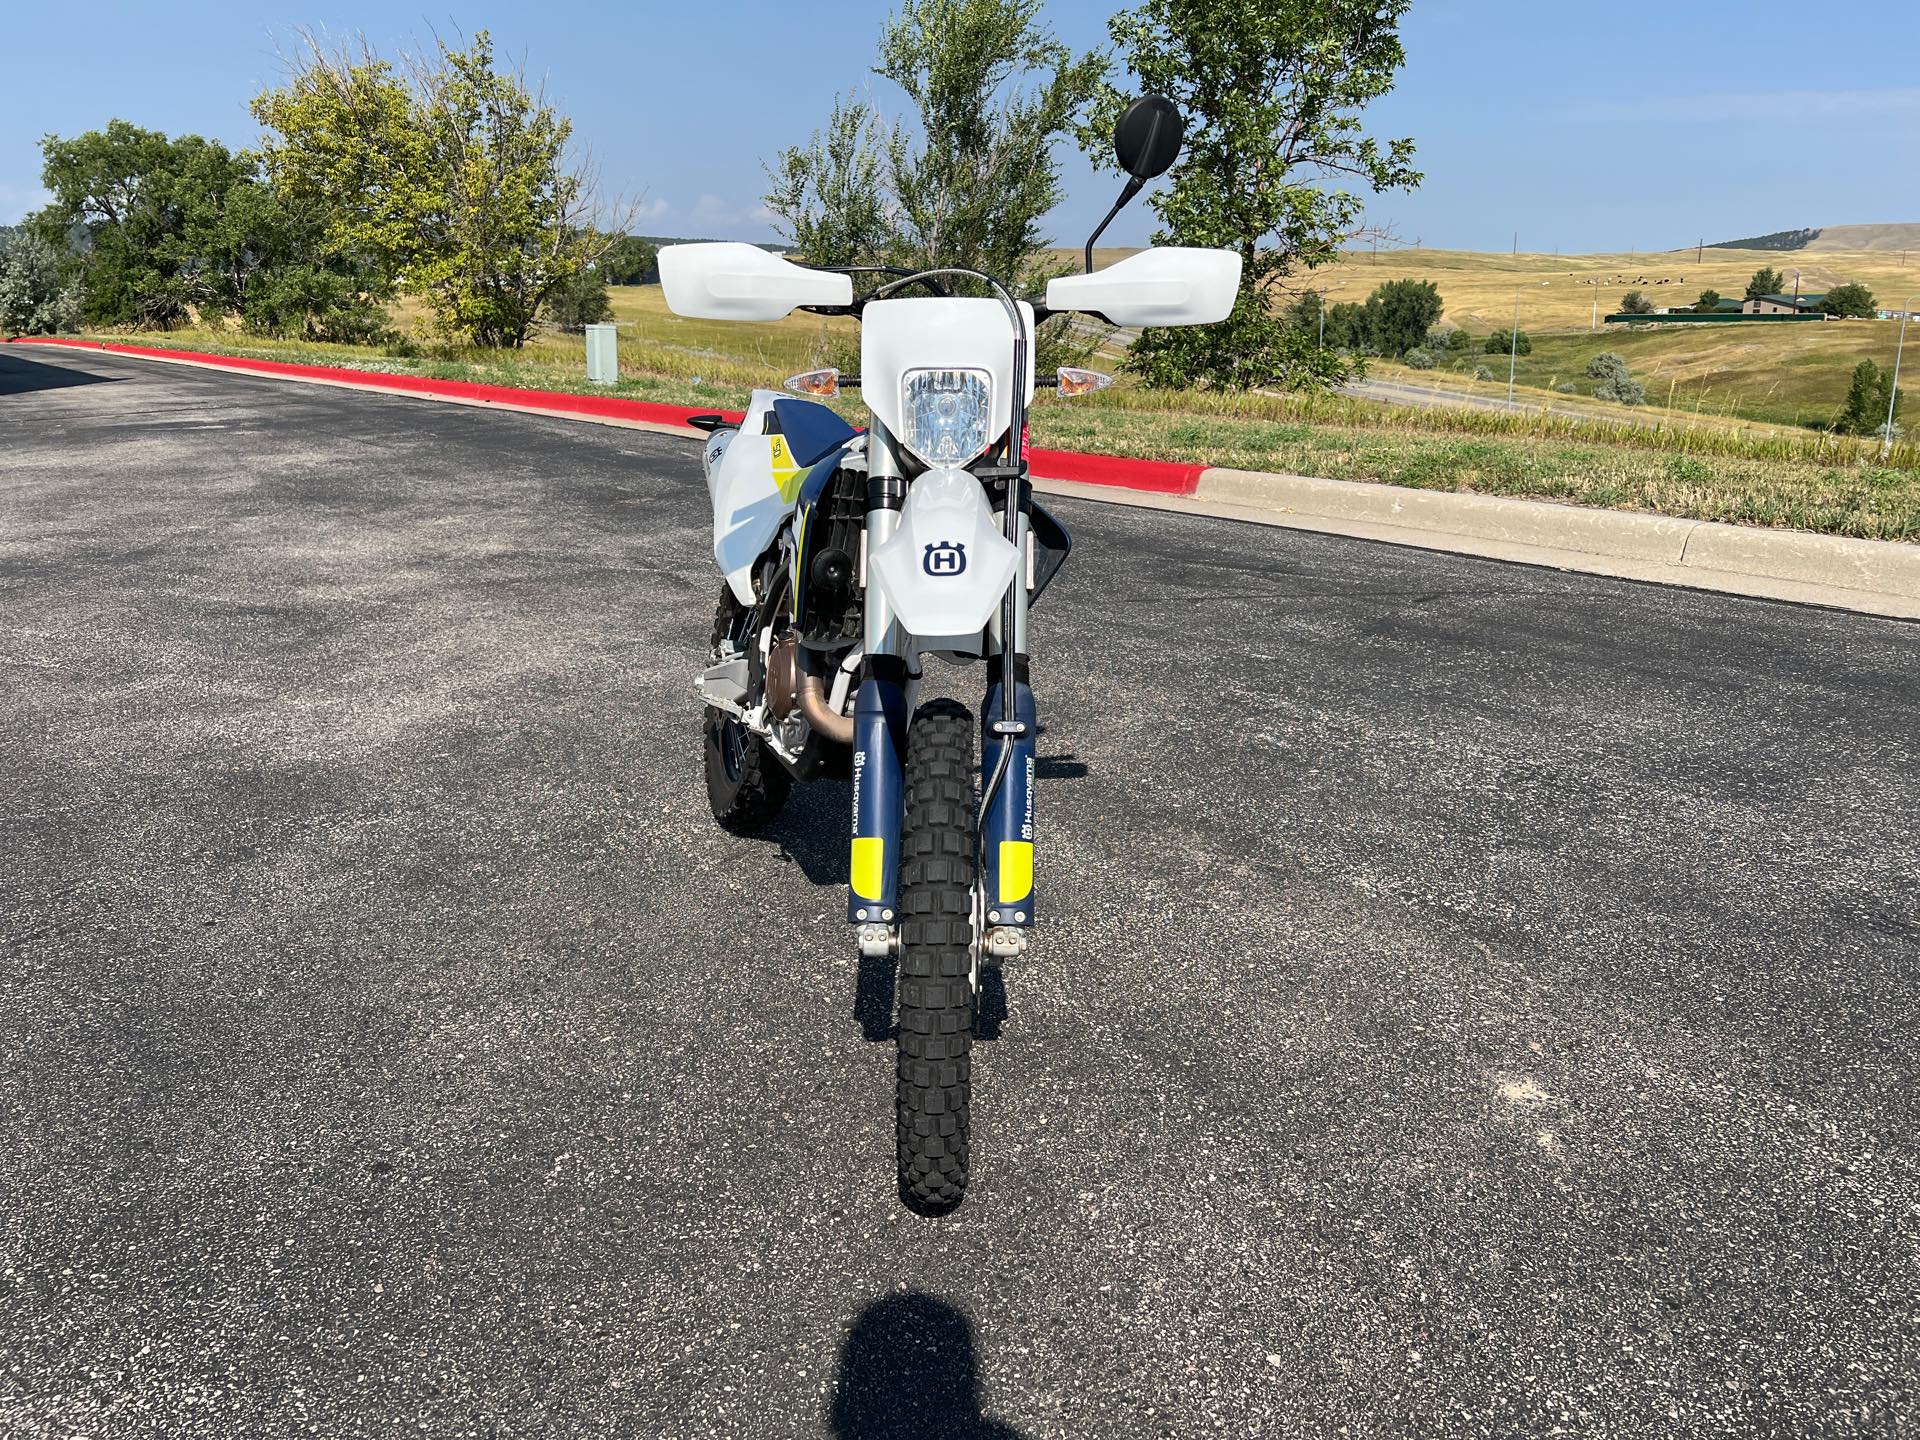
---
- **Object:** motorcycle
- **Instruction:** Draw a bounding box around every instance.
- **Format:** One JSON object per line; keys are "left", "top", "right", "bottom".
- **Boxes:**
{"left": 661, "top": 97, "right": 1239, "bottom": 1210}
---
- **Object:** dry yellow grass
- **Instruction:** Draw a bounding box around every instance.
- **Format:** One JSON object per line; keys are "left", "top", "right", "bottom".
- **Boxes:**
{"left": 1308, "top": 244, "right": 1920, "bottom": 334}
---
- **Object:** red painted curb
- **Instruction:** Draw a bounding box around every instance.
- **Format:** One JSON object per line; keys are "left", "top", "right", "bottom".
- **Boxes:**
{"left": 6, "top": 336, "right": 1204, "bottom": 496}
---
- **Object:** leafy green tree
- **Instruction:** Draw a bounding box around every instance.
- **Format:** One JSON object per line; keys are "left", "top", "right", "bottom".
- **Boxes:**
{"left": 1618, "top": 289, "right": 1655, "bottom": 315}
{"left": 766, "top": 0, "right": 1103, "bottom": 371}
{"left": 1744, "top": 266, "right": 1785, "bottom": 301}
{"left": 0, "top": 229, "right": 81, "bottom": 335}
{"left": 1085, "top": 0, "right": 1420, "bottom": 389}
{"left": 1835, "top": 359, "right": 1897, "bottom": 435}
{"left": 1360, "top": 277, "right": 1442, "bottom": 357}
{"left": 1821, "top": 282, "right": 1876, "bottom": 318}
{"left": 1323, "top": 300, "right": 1367, "bottom": 351}
{"left": 764, "top": 93, "right": 894, "bottom": 269}
{"left": 253, "top": 31, "right": 617, "bottom": 347}
{"left": 36, "top": 120, "right": 256, "bottom": 328}
{"left": 1445, "top": 326, "right": 1474, "bottom": 353}
{"left": 1282, "top": 288, "right": 1326, "bottom": 338}
{"left": 1484, "top": 329, "right": 1530, "bottom": 356}
{"left": 1692, "top": 288, "right": 1723, "bottom": 313}
{"left": 598, "top": 234, "right": 659, "bottom": 285}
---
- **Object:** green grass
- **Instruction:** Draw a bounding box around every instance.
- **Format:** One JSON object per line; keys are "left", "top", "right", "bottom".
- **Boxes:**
{"left": 77, "top": 280, "right": 1920, "bottom": 544}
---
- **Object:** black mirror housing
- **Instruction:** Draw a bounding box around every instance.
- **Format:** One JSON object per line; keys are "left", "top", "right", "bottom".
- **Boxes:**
{"left": 1113, "top": 95, "right": 1184, "bottom": 181}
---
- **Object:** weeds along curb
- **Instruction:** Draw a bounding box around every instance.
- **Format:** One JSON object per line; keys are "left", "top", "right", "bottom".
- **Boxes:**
{"left": 9, "top": 336, "right": 1913, "bottom": 618}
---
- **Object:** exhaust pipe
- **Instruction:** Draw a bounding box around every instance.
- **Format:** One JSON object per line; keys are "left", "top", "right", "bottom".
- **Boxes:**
{"left": 798, "top": 665, "right": 855, "bottom": 746}
{"left": 769, "top": 635, "right": 855, "bottom": 746}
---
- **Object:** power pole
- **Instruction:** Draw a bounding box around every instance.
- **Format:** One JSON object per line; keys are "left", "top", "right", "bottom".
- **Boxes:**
{"left": 1592, "top": 294, "right": 1599, "bottom": 332}
{"left": 1697, "top": 237, "right": 1703, "bottom": 264}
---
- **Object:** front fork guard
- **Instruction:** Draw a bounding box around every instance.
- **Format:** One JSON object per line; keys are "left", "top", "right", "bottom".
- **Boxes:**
{"left": 846, "top": 667, "right": 1038, "bottom": 927}
{"left": 980, "top": 668, "right": 1037, "bottom": 926}
{"left": 847, "top": 674, "right": 907, "bottom": 923}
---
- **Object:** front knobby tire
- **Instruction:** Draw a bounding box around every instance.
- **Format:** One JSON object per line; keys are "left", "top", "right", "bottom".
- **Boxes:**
{"left": 703, "top": 587, "right": 790, "bottom": 833}
{"left": 895, "top": 698, "right": 978, "bottom": 1212}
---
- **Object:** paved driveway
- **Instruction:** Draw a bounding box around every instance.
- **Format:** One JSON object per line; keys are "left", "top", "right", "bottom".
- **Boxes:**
{"left": 2, "top": 346, "right": 1916, "bottom": 1437}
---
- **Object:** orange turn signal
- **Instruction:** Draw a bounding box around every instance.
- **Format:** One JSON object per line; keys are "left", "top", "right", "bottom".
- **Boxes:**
{"left": 783, "top": 367, "right": 840, "bottom": 398}
{"left": 1056, "top": 366, "right": 1114, "bottom": 398}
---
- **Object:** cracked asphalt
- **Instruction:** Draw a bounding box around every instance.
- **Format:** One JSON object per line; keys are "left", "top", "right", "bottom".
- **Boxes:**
{"left": 2, "top": 345, "right": 1917, "bottom": 1438}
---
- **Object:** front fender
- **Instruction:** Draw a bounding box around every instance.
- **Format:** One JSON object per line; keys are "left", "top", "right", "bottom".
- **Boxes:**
{"left": 868, "top": 468, "right": 1020, "bottom": 639}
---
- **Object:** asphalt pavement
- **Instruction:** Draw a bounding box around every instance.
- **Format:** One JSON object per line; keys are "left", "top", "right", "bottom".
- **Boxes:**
{"left": 2, "top": 345, "right": 1917, "bottom": 1438}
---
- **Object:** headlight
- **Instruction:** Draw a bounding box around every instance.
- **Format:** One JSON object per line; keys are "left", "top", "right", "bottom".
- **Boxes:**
{"left": 900, "top": 368, "right": 994, "bottom": 467}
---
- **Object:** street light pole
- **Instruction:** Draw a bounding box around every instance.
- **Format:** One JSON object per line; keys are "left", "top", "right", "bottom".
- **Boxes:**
{"left": 1883, "top": 290, "right": 1918, "bottom": 461}
{"left": 1508, "top": 288, "right": 1522, "bottom": 406}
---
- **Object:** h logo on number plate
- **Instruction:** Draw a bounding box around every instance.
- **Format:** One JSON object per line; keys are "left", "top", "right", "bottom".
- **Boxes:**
{"left": 923, "top": 541, "right": 967, "bottom": 577}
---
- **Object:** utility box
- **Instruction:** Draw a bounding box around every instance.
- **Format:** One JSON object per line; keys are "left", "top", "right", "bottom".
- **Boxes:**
{"left": 584, "top": 323, "right": 618, "bottom": 385}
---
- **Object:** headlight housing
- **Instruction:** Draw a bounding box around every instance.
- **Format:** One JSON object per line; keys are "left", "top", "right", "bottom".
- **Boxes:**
{"left": 900, "top": 367, "right": 994, "bottom": 467}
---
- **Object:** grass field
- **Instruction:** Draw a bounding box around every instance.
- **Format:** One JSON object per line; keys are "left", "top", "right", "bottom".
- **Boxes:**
{"left": 66, "top": 253, "right": 1920, "bottom": 543}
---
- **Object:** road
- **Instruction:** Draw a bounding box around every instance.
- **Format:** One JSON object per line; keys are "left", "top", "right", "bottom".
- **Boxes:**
{"left": 3, "top": 346, "right": 1917, "bottom": 1438}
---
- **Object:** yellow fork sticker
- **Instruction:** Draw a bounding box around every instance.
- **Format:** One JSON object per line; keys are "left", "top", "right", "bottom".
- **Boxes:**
{"left": 851, "top": 837, "right": 886, "bottom": 899}
{"left": 997, "top": 841, "right": 1033, "bottom": 904}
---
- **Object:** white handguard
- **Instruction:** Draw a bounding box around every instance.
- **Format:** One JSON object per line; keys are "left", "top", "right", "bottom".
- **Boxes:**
{"left": 868, "top": 467, "right": 1022, "bottom": 644}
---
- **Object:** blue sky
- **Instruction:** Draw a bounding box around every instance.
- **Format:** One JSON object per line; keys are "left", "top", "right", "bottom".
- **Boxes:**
{"left": 4, "top": 0, "right": 1916, "bottom": 253}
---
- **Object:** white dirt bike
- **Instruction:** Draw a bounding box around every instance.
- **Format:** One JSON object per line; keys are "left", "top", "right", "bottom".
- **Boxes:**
{"left": 663, "top": 97, "right": 1238, "bottom": 1210}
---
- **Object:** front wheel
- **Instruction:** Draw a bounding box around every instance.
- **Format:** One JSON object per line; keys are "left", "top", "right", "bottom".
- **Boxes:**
{"left": 895, "top": 698, "right": 978, "bottom": 1211}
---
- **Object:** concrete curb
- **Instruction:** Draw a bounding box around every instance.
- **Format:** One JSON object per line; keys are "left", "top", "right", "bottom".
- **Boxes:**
{"left": 12, "top": 336, "right": 1914, "bottom": 619}
{"left": 1189, "top": 468, "right": 1920, "bottom": 619}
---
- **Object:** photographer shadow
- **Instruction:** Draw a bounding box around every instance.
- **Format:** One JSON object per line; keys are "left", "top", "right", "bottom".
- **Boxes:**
{"left": 829, "top": 1292, "right": 1027, "bottom": 1440}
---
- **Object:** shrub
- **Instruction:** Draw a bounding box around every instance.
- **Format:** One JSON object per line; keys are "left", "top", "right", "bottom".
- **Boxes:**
{"left": 0, "top": 230, "right": 81, "bottom": 335}
{"left": 1619, "top": 290, "right": 1655, "bottom": 315}
{"left": 1484, "top": 329, "right": 1531, "bottom": 355}
{"left": 1835, "top": 359, "right": 1897, "bottom": 435}
{"left": 1692, "top": 288, "right": 1723, "bottom": 314}
{"left": 544, "top": 268, "right": 613, "bottom": 332}
{"left": 1402, "top": 346, "right": 1435, "bottom": 370}
{"left": 1446, "top": 327, "right": 1474, "bottom": 353}
{"left": 1596, "top": 376, "right": 1646, "bottom": 406}
{"left": 1553, "top": 381, "right": 1578, "bottom": 394}
{"left": 1472, "top": 365, "right": 1492, "bottom": 381}
{"left": 1586, "top": 352, "right": 1630, "bottom": 384}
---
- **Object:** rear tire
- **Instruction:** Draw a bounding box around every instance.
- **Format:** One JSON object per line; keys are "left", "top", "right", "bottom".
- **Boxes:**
{"left": 703, "top": 587, "right": 790, "bottom": 833}
{"left": 895, "top": 699, "right": 978, "bottom": 1212}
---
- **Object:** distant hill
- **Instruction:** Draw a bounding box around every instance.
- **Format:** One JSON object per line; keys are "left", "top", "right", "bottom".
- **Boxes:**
{"left": 1709, "top": 223, "right": 1920, "bottom": 253}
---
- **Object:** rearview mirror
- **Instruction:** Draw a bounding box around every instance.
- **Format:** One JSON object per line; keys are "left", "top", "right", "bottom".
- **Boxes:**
{"left": 658, "top": 242, "right": 854, "bottom": 322}
{"left": 1113, "top": 95, "right": 1183, "bottom": 181}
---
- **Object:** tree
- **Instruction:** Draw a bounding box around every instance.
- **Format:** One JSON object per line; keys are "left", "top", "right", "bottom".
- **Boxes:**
{"left": 1835, "top": 359, "right": 1898, "bottom": 436}
{"left": 1744, "top": 265, "right": 1785, "bottom": 301}
{"left": 253, "top": 31, "right": 620, "bottom": 347}
{"left": 0, "top": 229, "right": 81, "bottom": 335}
{"left": 598, "top": 234, "right": 659, "bottom": 285}
{"left": 1086, "top": 0, "right": 1420, "bottom": 389}
{"left": 1692, "top": 288, "right": 1723, "bottom": 313}
{"left": 1359, "top": 277, "right": 1442, "bottom": 357}
{"left": 543, "top": 266, "right": 613, "bottom": 331}
{"left": 36, "top": 120, "right": 256, "bottom": 329}
{"left": 1323, "top": 300, "right": 1367, "bottom": 351}
{"left": 765, "top": 0, "right": 1104, "bottom": 370}
{"left": 1484, "top": 329, "right": 1530, "bottom": 356}
{"left": 1821, "top": 282, "right": 1876, "bottom": 319}
{"left": 1619, "top": 290, "right": 1655, "bottom": 315}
